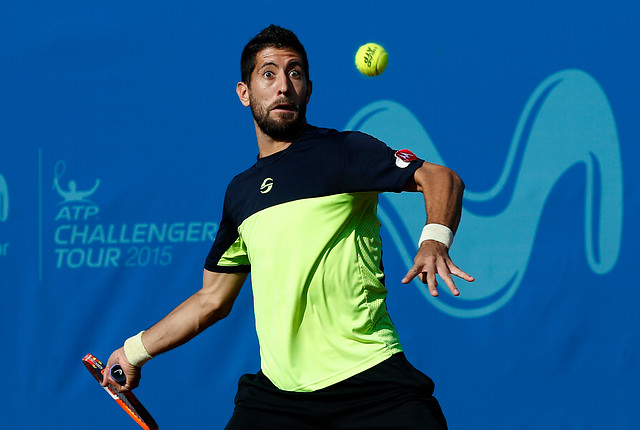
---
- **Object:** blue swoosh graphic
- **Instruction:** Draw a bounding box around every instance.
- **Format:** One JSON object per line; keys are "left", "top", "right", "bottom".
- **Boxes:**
{"left": 345, "top": 69, "right": 623, "bottom": 318}
{"left": 0, "top": 174, "right": 8, "bottom": 222}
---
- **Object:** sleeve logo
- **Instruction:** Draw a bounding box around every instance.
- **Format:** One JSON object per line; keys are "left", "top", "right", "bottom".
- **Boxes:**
{"left": 394, "top": 149, "right": 417, "bottom": 168}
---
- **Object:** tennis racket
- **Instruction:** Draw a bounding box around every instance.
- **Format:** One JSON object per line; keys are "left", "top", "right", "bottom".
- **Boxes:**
{"left": 82, "top": 354, "right": 159, "bottom": 430}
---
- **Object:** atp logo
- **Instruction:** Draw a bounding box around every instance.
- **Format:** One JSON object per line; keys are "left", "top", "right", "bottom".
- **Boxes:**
{"left": 346, "top": 69, "right": 623, "bottom": 318}
{"left": 49, "top": 160, "right": 218, "bottom": 270}
{"left": 0, "top": 173, "right": 8, "bottom": 222}
{"left": 53, "top": 161, "right": 101, "bottom": 204}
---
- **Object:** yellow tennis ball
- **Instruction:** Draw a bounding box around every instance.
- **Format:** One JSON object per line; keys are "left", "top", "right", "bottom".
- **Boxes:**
{"left": 355, "top": 43, "right": 388, "bottom": 76}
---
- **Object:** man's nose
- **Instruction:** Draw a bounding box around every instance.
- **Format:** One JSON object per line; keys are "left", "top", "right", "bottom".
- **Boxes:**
{"left": 277, "top": 73, "right": 291, "bottom": 95}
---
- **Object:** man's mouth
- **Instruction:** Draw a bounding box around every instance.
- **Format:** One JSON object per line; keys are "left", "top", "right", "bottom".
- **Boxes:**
{"left": 271, "top": 101, "right": 296, "bottom": 112}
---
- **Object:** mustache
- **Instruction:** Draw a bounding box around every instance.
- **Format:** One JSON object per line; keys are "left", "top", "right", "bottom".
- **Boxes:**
{"left": 269, "top": 98, "right": 299, "bottom": 111}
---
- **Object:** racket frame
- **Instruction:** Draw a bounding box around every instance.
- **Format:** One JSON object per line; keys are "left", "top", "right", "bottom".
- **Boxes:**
{"left": 82, "top": 354, "right": 159, "bottom": 430}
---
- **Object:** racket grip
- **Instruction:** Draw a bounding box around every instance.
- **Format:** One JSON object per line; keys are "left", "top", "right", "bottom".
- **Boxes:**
{"left": 110, "top": 364, "right": 127, "bottom": 384}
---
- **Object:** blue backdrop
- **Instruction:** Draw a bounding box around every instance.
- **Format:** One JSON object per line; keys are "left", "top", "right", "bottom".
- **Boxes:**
{"left": 1, "top": 1, "right": 637, "bottom": 429}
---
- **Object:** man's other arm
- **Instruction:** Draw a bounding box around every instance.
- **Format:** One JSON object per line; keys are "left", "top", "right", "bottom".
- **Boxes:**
{"left": 102, "top": 270, "right": 248, "bottom": 391}
{"left": 401, "top": 161, "right": 475, "bottom": 295}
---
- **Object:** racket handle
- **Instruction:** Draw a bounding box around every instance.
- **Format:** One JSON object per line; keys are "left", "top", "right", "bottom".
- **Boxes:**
{"left": 110, "top": 364, "right": 127, "bottom": 384}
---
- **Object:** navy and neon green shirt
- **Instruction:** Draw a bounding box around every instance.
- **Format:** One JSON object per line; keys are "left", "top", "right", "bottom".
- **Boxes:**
{"left": 205, "top": 125, "right": 423, "bottom": 392}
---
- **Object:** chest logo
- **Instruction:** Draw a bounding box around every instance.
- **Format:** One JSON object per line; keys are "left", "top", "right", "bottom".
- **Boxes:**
{"left": 394, "top": 149, "right": 418, "bottom": 168}
{"left": 260, "top": 177, "right": 274, "bottom": 194}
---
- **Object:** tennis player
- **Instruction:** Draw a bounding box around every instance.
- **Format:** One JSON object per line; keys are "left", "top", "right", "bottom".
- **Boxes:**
{"left": 103, "top": 25, "right": 474, "bottom": 429}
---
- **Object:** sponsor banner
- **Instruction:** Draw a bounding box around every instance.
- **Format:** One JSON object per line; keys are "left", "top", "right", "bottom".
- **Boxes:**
{"left": 349, "top": 70, "right": 623, "bottom": 318}
{"left": 1, "top": 1, "right": 637, "bottom": 429}
{"left": 34, "top": 157, "right": 219, "bottom": 275}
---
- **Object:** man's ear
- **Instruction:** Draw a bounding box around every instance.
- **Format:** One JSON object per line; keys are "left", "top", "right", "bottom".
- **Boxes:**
{"left": 306, "top": 80, "right": 312, "bottom": 103}
{"left": 236, "top": 82, "right": 251, "bottom": 107}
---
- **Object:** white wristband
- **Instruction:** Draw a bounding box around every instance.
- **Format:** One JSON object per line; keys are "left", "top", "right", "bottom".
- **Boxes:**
{"left": 418, "top": 224, "right": 454, "bottom": 249}
{"left": 123, "top": 330, "right": 154, "bottom": 367}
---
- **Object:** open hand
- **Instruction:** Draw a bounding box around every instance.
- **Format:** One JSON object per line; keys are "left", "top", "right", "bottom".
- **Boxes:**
{"left": 401, "top": 240, "right": 475, "bottom": 296}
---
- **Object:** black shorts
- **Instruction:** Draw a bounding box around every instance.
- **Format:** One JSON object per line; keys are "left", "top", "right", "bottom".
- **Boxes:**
{"left": 225, "top": 353, "right": 447, "bottom": 430}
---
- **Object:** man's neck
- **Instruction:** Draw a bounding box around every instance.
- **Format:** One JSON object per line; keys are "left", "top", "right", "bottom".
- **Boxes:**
{"left": 255, "top": 121, "right": 307, "bottom": 158}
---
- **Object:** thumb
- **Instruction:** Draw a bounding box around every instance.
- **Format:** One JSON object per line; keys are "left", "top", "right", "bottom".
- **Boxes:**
{"left": 101, "top": 370, "right": 108, "bottom": 387}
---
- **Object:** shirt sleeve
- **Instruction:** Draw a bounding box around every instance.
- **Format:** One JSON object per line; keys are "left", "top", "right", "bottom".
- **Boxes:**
{"left": 340, "top": 131, "right": 424, "bottom": 193}
{"left": 204, "top": 192, "right": 251, "bottom": 273}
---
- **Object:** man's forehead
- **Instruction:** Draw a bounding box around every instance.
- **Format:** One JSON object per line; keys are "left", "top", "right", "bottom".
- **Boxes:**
{"left": 255, "top": 47, "right": 304, "bottom": 68}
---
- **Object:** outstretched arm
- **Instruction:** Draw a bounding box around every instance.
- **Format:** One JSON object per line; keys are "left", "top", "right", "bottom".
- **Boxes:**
{"left": 401, "top": 161, "right": 475, "bottom": 296}
{"left": 102, "top": 269, "right": 248, "bottom": 391}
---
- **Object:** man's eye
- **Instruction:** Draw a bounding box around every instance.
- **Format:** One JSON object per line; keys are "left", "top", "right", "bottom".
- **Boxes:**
{"left": 289, "top": 70, "right": 301, "bottom": 78}
{"left": 263, "top": 71, "right": 274, "bottom": 78}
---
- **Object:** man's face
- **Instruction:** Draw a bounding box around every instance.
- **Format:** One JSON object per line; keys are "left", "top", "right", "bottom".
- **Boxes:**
{"left": 240, "top": 47, "right": 311, "bottom": 141}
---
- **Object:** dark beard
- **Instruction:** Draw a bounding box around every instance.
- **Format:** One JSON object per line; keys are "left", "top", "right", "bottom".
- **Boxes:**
{"left": 250, "top": 97, "right": 307, "bottom": 141}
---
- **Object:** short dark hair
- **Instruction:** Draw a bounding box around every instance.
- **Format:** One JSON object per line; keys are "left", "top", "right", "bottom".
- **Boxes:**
{"left": 240, "top": 25, "right": 309, "bottom": 85}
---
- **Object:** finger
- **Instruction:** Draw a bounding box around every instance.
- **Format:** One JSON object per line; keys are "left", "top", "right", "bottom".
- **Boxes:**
{"left": 406, "top": 262, "right": 440, "bottom": 296}
{"left": 101, "top": 368, "right": 109, "bottom": 387}
{"left": 439, "top": 270, "right": 460, "bottom": 296}
{"left": 113, "top": 373, "right": 130, "bottom": 392}
{"left": 103, "top": 372, "right": 126, "bottom": 392}
{"left": 121, "top": 363, "right": 140, "bottom": 391}
{"left": 430, "top": 258, "right": 459, "bottom": 296}
{"left": 401, "top": 265, "right": 421, "bottom": 284}
{"left": 448, "top": 261, "right": 475, "bottom": 282}
{"left": 118, "top": 383, "right": 130, "bottom": 393}
{"left": 104, "top": 350, "right": 129, "bottom": 391}
{"left": 105, "top": 372, "right": 125, "bottom": 392}
{"left": 426, "top": 270, "right": 439, "bottom": 296}
{"left": 102, "top": 359, "right": 116, "bottom": 387}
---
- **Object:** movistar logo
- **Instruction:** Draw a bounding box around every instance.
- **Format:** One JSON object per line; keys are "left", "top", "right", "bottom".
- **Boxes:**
{"left": 260, "top": 178, "right": 274, "bottom": 194}
{"left": 346, "top": 69, "right": 623, "bottom": 318}
{"left": 0, "top": 173, "right": 8, "bottom": 222}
